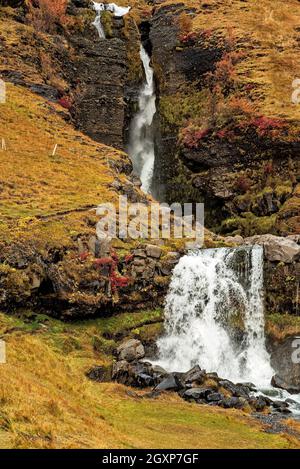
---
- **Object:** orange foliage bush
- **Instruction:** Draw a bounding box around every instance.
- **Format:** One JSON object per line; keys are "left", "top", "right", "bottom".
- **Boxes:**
{"left": 177, "top": 12, "right": 193, "bottom": 36}
{"left": 27, "top": 0, "right": 68, "bottom": 33}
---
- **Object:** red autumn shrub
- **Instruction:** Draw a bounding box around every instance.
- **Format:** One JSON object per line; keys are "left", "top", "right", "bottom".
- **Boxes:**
{"left": 79, "top": 252, "right": 89, "bottom": 262}
{"left": 180, "top": 32, "right": 198, "bottom": 44}
{"left": 58, "top": 96, "right": 72, "bottom": 110}
{"left": 216, "top": 129, "right": 235, "bottom": 140}
{"left": 110, "top": 271, "right": 130, "bottom": 291}
{"left": 234, "top": 175, "right": 252, "bottom": 193}
{"left": 94, "top": 253, "right": 129, "bottom": 292}
{"left": 264, "top": 161, "right": 274, "bottom": 175}
{"left": 27, "top": 0, "right": 68, "bottom": 33}
{"left": 181, "top": 124, "right": 210, "bottom": 149}
{"left": 250, "top": 116, "right": 286, "bottom": 137}
{"left": 124, "top": 254, "right": 134, "bottom": 264}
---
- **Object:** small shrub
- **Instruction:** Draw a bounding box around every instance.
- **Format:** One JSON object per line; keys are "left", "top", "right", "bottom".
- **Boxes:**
{"left": 177, "top": 12, "right": 193, "bottom": 36}
{"left": 180, "top": 123, "right": 210, "bottom": 148}
{"left": 27, "top": 0, "right": 68, "bottom": 34}
{"left": 249, "top": 116, "right": 286, "bottom": 137}
{"left": 58, "top": 96, "right": 72, "bottom": 110}
{"left": 234, "top": 175, "right": 252, "bottom": 194}
{"left": 263, "top": 161, "right": 274, "bottom": 175}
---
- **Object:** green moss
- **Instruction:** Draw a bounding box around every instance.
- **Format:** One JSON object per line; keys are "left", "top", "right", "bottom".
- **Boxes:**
{"left": 131, "top": 322, "right": 164, "bottom": 343}
{"left": 101, "top": 11, "right": 113, "bottom": 38}
{"left": 221, "top": 212, "right": 277, "bottom": 236}
{"left": 159, "top": 87, "right": 210, "bottom": 133}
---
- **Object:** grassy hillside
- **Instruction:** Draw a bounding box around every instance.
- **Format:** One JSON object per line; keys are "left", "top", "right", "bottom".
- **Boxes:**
{"left": 0, "top": 311, "right": 299, "bottom": 449}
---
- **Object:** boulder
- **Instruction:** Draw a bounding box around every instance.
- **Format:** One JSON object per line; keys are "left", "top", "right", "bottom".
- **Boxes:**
{"left": 116, "top": 339, "right": 145, "bottom": 362}
{"left": 183, "top": 387, "right": 213, "bottom": 401}
{"left": 206, "top": 392, "right": 224, "bottom": 402}
{"left": 183, "top": 365, "right": 206, "bottom": 386}
{"left": 220, "top": 397, "right": 247, "bottom": 409}
{"left": 145, "top": 244, "right": 162, "bottom": 259}
{"left": 154, "top": 373, "right": 181, "bottom": 392}
{"left": 85, "top": 366, "right": 107, "bottom": 382}
{"left": 272, "top": 400, "right": 291, "bottom": 414}
{"left": 219, "top": 380, "right": 252, "bottom": 399}
{"left": 133, "top": 249, "right": 147, "bottom": 258}
{"left": 244, "top": 234, "right": 300, "bottom": 263}
{"left": 271, "top": 374, "right": 300, "bottom": 395}
{"left": 112, "top": 360, "right": 155, "bottom": 388}
{"left": 270, "top": 336, "right": 300, "bottom": 393}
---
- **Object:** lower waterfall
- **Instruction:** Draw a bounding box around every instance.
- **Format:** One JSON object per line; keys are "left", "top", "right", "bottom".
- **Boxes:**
{"left": 127, "top": 45, "right": 156, "bottom": 193}
{"left": 156, "top": 246, "right": 274, "bottom": 387}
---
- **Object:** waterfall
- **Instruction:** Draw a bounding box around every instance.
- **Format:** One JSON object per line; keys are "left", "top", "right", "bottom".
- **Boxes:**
{"left": 92, "top": 2, "right": 130, "bottom": 39}
{"left": 127, "top": 45, "right": 156, "bottom": 193}
{"left": 157, "top": 246, "right": 274, "bottom": 387}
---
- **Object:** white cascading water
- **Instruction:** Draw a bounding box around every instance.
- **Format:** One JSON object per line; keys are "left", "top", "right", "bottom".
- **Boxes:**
{"left": 156, "top": 246, "right": 274, "bottom": 387}
{"left": 127, "top": 45, "right": 156, "bottom": 193}
{"left": 92, "top": 2, "right": 130, "bottom": 39}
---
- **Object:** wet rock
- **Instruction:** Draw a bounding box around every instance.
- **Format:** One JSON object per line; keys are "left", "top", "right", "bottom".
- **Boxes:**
{"left": 271, "top": 373, "right": 300, "bottom": 395}
{"left": 116, "top": 339, "right": 145, "bottom": 362}
{"left": 244, "top": 234, "right": 300, "bottom": 263}
{"left": 183, "top": 387, "right": 213, "bottom": 401}
{"left": 220, "top": 397, "right": 247, "bottom": 409}
{"left": 152, "top": 365, "right": 168, "bottom": 380}
{"left": 183, "top": 365, "right": 206, "bottom": 386}
{"left": 154, "top": 373, "right": 181, "bottom": 392}
{"left": 206, "top": 392, "right": 224, "bottom": 402}
{"left": 236, "top": 382, "right": 257, "bottom": 392}
{"left": 250, "top": 396, "right": 270, "bottom": 412}
{"left": 219, "top": 379, "right": 249, "bottom": 398}
{"left": 272, "top": 400, "right": 292, "bottom": 414}
{"left": 270, "top": 339, "right": 300, "bottom": 393}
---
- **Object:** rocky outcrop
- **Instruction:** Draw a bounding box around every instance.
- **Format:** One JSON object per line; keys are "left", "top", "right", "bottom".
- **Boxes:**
{"left": 71, "top": 35, "right": 127, "bottom": 150}
{"left": 269, "top": 336, "right": 300, "bottom": 394}
{"left": 68, "top": 3, "right": 142, "bottom": 150}
{"left": 149, "top": 1, "right": 300, "bottom": 236}
{"left": 244, "top": 235, "right": 300, "bottom": 264}
{"left": 234, "top": 234, "right": 300, "bottom": 314}
{"left": 111, "top": 357, "right": 292, "bottom": 414}
{"left": 0, "top": 0, "right": 24, "bottom": 6}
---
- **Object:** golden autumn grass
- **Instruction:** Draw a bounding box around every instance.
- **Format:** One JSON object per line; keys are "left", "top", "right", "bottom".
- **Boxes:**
{"left": 0, "top": 81, "right": 136, "bottom": 251}
{"left": 154, "top": 0, "right": 300, "bottom": 122}
{"left": 0, "top": 311, "right": 299, "bottom": 449}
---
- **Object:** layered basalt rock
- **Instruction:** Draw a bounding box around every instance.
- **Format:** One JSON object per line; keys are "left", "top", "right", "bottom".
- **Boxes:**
{"left": 149, "top": 0, "right": 300, "bottom": 236}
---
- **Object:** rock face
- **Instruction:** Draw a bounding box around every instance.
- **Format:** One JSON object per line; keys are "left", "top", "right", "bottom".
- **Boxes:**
{"left": 149, "top": 1, "right": 300, "bottom": 237}
{"left": 226, "top": 234, "right": 300, "bottom": 315}
{"left": 71, "top": 36, "right": 128, "bottom": 150}
{"left": 244, "top": 235, "right": 300, "bottom": 263}
{"left": 0, "top": 0, "right": 24, "bottom": 5}
{"left": 269, "top": 336, "right": 300, "bottom": 393}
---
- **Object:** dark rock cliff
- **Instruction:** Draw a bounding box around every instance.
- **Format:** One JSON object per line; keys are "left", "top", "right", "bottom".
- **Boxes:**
{"left": 149, "top": 1, "right": 300, "bottom": 237}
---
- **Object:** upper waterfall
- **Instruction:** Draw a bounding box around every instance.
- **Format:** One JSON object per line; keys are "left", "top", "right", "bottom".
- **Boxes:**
{"left": 127, "top": 45, "right": 156, "bottom": 193}
{"left": 156, "top": 246, "right": 274, "bottom": 387}
{"left": 92, "top": 2, "right": 131, "bottom": 39}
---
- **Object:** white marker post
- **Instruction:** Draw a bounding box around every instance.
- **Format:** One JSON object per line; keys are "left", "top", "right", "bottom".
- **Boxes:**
{"left": 0, "top": 340, "right": 6, "bottom": 364}
{"left": 0, "top": 79, "right": 5, "bottom": 104}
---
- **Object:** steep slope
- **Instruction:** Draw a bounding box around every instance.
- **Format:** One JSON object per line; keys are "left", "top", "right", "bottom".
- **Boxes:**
{"left": 150, "top": 0, "right": 300, "bottom": 236}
